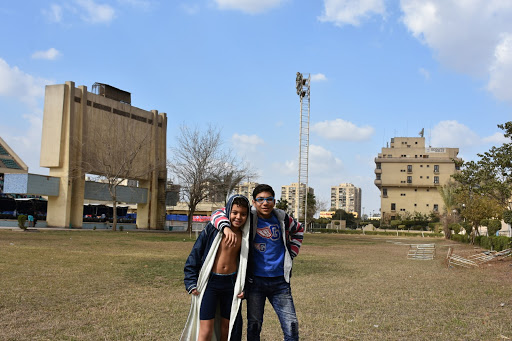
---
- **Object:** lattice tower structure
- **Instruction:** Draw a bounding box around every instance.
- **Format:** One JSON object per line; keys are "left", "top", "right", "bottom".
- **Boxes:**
{"left": 296, "top": 72, "right": 310, "bottom": 228}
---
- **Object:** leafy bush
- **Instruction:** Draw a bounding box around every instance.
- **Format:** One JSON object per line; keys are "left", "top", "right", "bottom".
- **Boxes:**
{"left": 448, "top": 223, "right": 461, "bottom": 234}
{"left": 17, "top": 215, "right": 27, "bottom": 229}
{"left": 461, "top": 221, "right": 472, "bottom": 235}
{"left": 451, "top": 234, "right": 469, "bottom": 243}
{"left": 503, "top": 210, "right": 512, "bottom": 225}
{"left": 487, "top": 219, "right": 502, "bottom": 236}
{"left": 390, "top": 220, "right": 401, "bottom": 227}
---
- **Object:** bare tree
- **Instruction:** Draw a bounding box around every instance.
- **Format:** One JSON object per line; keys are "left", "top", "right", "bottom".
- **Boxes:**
{"left": 168, "top": 125, "right": 255, "bottom": 232}
{"left": 76, "top": 112, "right": 157, "bottom": 231}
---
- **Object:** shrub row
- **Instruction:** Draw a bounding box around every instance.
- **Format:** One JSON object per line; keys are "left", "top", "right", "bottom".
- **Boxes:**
{"left": 450, "top": 234, "right": 512, "bottom": 251}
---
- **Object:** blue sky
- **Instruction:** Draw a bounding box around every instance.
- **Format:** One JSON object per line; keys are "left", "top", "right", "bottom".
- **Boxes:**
{"left": 1, "top": 0, "right": 512, "bottom": 215}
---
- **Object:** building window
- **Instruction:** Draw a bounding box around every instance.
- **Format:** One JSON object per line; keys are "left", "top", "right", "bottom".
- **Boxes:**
{"left": 407, "top": 165, "right": 412, "bottom": 172}
{"left": 426, "top": 189, "right": 430, "bottom": 192}
{"left": 391, "top": 203, "right": 396, "bottom": 211}
{"left": 434, "top": 204, "right": 439, "bottom": 212}
{"left": 414, "top": 203, "right": 417, "bottom": 207}
{"left": 420, "top": 176, "right": 423, "bottom": 179}
{"left": 376, "top": 174, "right": 381, "bottom": 180}
{"left": 426, "top": 165, "right": 430, "bottom": 167}
{"left": 434, "top": 165, "right": 439, "bottom": 173}
{"left": 427, "top": 176, "right": 430, "bottom": 179}
{"left": 401, "top": 193, "right": 406, "bottom": 196}
{"left": 434, "top": 176, "right": 439, "bottom": 184}
{"left": 376, "top": 163, "right": 381, "bottom": 169}
{"left": 407, "top": 176, "right": 412, "bottom": 184}
{"left": 383, "top": 188, "right": 387, "bottom": 197}
{"left": 400, "top": 208, "right": 406, "bottom": 211}
{"left": 426, "top": 204, "right": 429, "bottom": 207}
{"left": 420, "top": 165, "right": 423, "bottom": 167}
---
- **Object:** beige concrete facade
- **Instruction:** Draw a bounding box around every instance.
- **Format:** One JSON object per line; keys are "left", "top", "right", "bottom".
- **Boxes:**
{"left": 330, "top": 183, "right": 362, "bottom": 217}
{"left": 374, "top": 137, "right": 460, "bottom": 221}
{"left": 281, "top": 182, "right": 314, "bottom": 218}
{"left": 234, "top": 181, "right": 259, "bottom": 200}
{"left": 40, "top": 81, "right": 167, "bottom": 229}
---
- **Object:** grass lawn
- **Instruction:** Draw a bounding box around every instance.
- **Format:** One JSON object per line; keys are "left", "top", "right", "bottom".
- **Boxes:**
{"left": 0, "top": 230, "right": 511, "bottom": 340}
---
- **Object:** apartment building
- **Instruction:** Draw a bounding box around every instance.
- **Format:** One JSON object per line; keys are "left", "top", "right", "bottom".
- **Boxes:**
{"left": 281, "top": 182, "right": 314, "bottom": 218}
{"left": 374, "top": 137, "right": 460, "bottom": 221}
{"left": 234, "top": 181, "right": 259, "bottom": 199}
{"left": 330, "top": 183, "right": 362, "bottom": 218}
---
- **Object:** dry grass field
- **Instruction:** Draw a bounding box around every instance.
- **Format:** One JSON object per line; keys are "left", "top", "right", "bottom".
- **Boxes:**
{"left": 0, "top": 230, "right": 511, "bottom": 340}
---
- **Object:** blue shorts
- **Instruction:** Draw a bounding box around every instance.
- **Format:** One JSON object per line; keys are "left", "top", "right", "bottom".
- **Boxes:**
{"left": 200, "top": 272, "right": 236, "bottom": 320}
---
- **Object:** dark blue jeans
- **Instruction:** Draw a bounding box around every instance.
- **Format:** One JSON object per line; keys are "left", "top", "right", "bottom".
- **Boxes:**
{"left": 246, "top": 276, "right": 299, "bottom": 341}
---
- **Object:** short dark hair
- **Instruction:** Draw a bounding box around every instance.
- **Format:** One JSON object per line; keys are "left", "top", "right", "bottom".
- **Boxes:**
{"left": 232, "top": 196, "right": 249, "bottom": 210}
{"left": 252, "top": 184, "right": 275, "bottom": 199}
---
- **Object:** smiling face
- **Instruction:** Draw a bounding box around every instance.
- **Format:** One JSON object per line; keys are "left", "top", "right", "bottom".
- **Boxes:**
{"left": 230, "top": 204, "right": 248, "bottom": 229}
{"left": 253, "top": 191, "right": 275, "bottom": 219}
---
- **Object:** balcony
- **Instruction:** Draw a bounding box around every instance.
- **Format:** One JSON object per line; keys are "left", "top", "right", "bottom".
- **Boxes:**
{"left": 374, "top": 168, "right": 382, "bottom": 174}
{"left": 374, "top": 179, "right": 382, "bottom": 186}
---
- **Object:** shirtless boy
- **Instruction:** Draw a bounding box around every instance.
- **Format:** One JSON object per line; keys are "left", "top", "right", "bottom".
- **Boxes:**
{"left": 183, "top": 195, "right": 250, "bottom": 341}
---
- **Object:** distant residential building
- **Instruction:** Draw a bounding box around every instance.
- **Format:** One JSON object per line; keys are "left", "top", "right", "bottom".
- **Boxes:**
{"left": 330, "top": 183, "right": 362, "bottom": 218}
{"left": 374, "top": 137, "right": 460, "bottom": 221}
{"left": 281, "top": 182, "right": 314, "bottom": 218}
{"left": 234, "top": 181, "right": 259, "bottom": 199}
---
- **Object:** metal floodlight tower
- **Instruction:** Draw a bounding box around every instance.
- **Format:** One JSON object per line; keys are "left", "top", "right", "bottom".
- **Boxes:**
{"left": 296, "top": 72, "right": 310, "bottom": 230}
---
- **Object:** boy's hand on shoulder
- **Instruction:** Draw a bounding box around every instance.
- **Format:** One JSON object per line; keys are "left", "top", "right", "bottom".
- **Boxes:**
{"left": 223, "top": 227, "right": 237, "bottom": 247}
{"left": 237, "top": 291, "right": 244, "bottom": 299}
{"left": 191, "top": 289, "right": 199, "bottom": 296}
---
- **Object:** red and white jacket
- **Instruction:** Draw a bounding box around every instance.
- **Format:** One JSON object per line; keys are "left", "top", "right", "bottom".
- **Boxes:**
{"left": 211, "top": 206, "right": 303, "bottom": 283}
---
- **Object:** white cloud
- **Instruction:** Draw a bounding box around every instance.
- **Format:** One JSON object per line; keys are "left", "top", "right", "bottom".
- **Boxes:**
{"left": 418, "top": 67, "right": 430, "bottom": 80}
{"left": 311, "top": 73, "right": 327, "bottom": 82}
{"left": 214, "top": 0, "right": 285, "bottom": 14}
{"left": 400, "top": 0, "right": 512, "bottom": 103}
{"left": 42, "top": 4, "right": 63, "bottom": 22}
{"left": 75, "top": 0, "right": 116, "bottom": 24}
{"left": 487, "top": 33, "right": 512, "bottom": 102}
{"left": 0, "top": 58, "right": 52, "bottom": 107}
{"left": 232, "top": 133, "right": 264, "bottom": 153}
{"left": 311, "top": 118, "right": 374, "bottom": 141}
{"left": 309, "top": 145, "right": 343, "bottom": 175}
{"left": 277, "top": 145, "right": 343, "bottom": 177}
{"left": 319, "top": 0, "right": 386, "bottom": 26}
{"left": 32, "top": 48, "right": 61, "bottom": 60}
{"left": 430, "top": 120, "right": 480, "bottom": 148}
{"left": 482, "top": 132, "right": 511, "bottom": 145}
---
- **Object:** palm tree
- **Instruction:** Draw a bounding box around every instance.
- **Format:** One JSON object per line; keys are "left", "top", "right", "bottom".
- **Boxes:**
{"left": 438, "top": 180, "right": 458, "bottom": 239}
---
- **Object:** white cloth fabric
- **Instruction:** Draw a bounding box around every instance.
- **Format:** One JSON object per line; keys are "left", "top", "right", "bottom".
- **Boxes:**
{"left": 180, "top": 220, "right": 250, "bottom": 341}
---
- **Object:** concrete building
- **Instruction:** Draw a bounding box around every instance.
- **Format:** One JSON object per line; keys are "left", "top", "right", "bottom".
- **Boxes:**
{"left": 374, "top": 137, "right": 460, "bottom": 222}
{"left": 0, "top": 137, "right": 28, "bottom": 193}
{"left": 234, "top": 181, "right": 259, "bottom": 199}
{"left": 281, "top": 182, "right": 314, "bottom": 218}
{"left": 39, "top": 81, "right": 167, "bottom": 229}
{"left": 330, "top": 183, "right": 362, "bottom": 218}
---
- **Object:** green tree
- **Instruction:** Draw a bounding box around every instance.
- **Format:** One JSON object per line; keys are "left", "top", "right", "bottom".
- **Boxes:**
{"left": 298, "top": 192, "right": 317, "bottom": 225}
{"left": 455, "top": 188, "right": 502, "bottom": 243}
{"left": 276, "top": 198, "right": 289, "bottom": 213}
{"left": 452, "top": 121, "right": 512, "bottom": 209}
{"left": 438, "top": 180, "right": 459, "bottom": 239}
{"left": 332, "top": 209, "right": 356, "bottom": 228}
